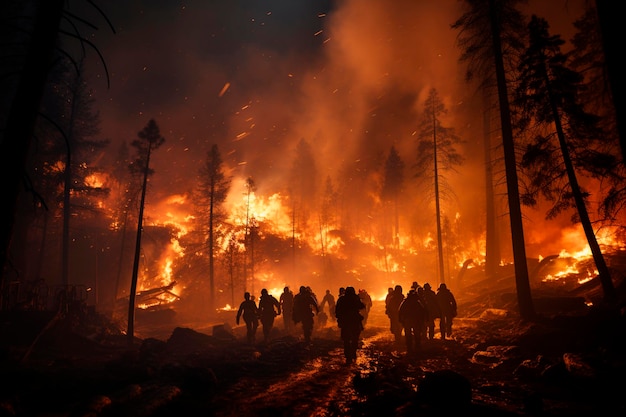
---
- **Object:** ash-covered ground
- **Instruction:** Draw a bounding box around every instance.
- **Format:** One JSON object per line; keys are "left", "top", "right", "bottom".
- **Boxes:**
{"left": 1, "top": 270, "right": 625, "bottom": 417}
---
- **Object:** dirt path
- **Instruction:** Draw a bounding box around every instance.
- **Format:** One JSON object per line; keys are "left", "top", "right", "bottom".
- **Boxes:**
{"left": 210, "top": 306, "right": 514, "bottom": 416}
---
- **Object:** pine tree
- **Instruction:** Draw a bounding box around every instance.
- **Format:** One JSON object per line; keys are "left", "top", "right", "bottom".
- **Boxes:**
{"left": 127, "top": 119, "right": 166, "bottom": 343}
{"left": 513, "top": 15, "right": 617, "bottom": 304}
{"left": 414, "top": 88, "right": 464, "bottom": 284}
{"left": 381, "top": 146, "right": 405, "bottom": 249}
{"left": 453, "top": 0, "right": 535, "bottom": 319}
{"left": 197, "top": 144, "right": 231, "bottom": 311}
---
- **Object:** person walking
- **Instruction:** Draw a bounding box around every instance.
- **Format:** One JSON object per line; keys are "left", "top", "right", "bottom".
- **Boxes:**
{"left": 258, "top": 288, "right": 281, "bottom": 342}
{"left": 236, "top": 292, "right": 259, "bottom": 344}
{"left": 358, "top": 289, "right": 373, "bottom": 327}
{"left": 292, "top": 286, "right": 319, "bottom": 343}
{"left": 421, "top": 283, "right": 441, "bottom": 340}
{"left": 437, "top": 283, "right": 458, "bottom": 339}
{"left": 385, "top": 285, "right": 404, "bottom": 344}
{"left": 334, "top": 286, "right": 365, "bottom": 364}
{"left": 320, "top": 289, "right": 336, "bottom": 322}
{"left": 280, "top": 286, "right": 294, "bottom": 333}
{"left": 398, "top": 289, "right": 427, "bottom": 356}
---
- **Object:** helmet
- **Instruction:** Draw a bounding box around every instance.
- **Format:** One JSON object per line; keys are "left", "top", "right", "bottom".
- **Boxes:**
{"left": 439, "top": 283, "right": 447, "bottom": 290}
{"left": 424, "top": 283, "right": 431, "bottom": 290}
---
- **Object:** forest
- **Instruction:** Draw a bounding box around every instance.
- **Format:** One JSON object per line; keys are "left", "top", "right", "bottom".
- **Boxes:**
{"left": 1, "top": 0, "right": 625, "bottom": 341}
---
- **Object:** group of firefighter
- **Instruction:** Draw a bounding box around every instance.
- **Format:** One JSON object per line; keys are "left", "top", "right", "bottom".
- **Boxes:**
{"left": 235, "top": 280, "right": 456, "bottom": 363}
{"left": 385, "top": 281, "right": 458, "bottom": 356}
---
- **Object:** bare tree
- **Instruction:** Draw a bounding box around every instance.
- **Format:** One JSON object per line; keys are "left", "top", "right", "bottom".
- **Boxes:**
{"left": 127, "top": 119, "right": 165, "bottom": 343}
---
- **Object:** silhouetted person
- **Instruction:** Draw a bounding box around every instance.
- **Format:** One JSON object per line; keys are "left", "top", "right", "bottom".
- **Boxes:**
{"left": 358, "top": 289, "right": 372, "bottom": 326}
{"left": 421, "top": 283, "right": 441, "bottom": 340}
{"left": 319, "top": 289, "right": 336, "bottom": 321}
{"left": 437, "top": 283, "right": 457, "bottom": 339}
{"left": 398, "top": 289, "right": 426, "bottom": 355}
{"left": 335, "top": 286, "right": 365, "bottom": 364}
{"left": 338, "top": 287, "right": 346, "bottom": 298}
{"left": 280, "top": 286, "right": 294, "bottom": 333}
{"left": 258, "top": 288, "right": 281, "bottom": 342}
{"left": 385, "top": 285, "right": 404, "bottom": 343}
{"left": 292, "top": 285, "right": 319, "bottom": 343}
{"left": 236, "top": 292, "right": 259, "bottom": 344}
{"left": 384, "top": 287, "right": 393, "bottom": 305}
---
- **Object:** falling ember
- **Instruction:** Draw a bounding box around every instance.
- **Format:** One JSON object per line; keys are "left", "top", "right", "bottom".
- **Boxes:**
{"left": 218, "top": 82, "right": 231, "bottom": 97}
{"left": 234, "top": 132, "right": 250, "bottom": 141}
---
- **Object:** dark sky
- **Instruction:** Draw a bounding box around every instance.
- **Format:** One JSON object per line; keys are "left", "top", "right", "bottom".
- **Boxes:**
{"left": 68, "top": 0, "right": 591, "bottom": 261}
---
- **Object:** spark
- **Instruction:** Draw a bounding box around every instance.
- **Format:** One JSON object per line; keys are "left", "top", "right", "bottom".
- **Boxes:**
{"left": 218, "top": 82, "right": 231, "bottom": 97}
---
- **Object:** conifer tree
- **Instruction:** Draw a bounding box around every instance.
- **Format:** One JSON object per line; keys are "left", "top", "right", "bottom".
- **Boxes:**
{"left": 197, "top": 144, "right": 231, "bottom": 310}
{"left": 514, "top": 15, "right": 617, "bottom": 304}
{"left": 127, "top": 119, "right": 165, "bottom": 343}
{"left": 414, "top": 88, "right": 464, "bottom": 284}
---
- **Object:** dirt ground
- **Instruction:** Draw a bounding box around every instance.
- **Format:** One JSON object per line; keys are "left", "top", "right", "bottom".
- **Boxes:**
{"left": 1, "top": 277, "right": 625, "bottom": 416}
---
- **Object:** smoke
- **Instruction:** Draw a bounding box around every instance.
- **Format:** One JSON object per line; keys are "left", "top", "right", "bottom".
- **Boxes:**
{"left": 71, "top": 0, "right": 609, "bottom": 302}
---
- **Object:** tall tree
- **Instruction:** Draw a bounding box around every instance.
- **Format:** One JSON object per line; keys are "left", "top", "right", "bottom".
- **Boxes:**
{"left": 243, "top": 176, "right": 256, "bottom": 293}
{"left": 110, "top": 140, "right": 137, "bottom": 313}
{"left": 481, "top": 86, "right": 502, "bottom": 279}
{"left": 0, "top": 1, "right": 113, "bottom": 303}
{"left": 453, "top": 0, "right": 536, "bottom": 320}
{"left": 289, "top": 138, "right": 318, "bottom": 233}
{"left": 53, "top": 59, "right": 109, "bottom": 287}
{"left": 127, "top": 119, "right": 165, "bottom": 343}
{"left": 197, "top": 144, "right": 231, "bottom": 311}
{"left": 414, "top": 88, "right": 464, "bottom": 284}
{"left": 569, "top": 6, "right": 626, "bottom": 224}
{"left": 513, "top": 15, "right": 617, "bottom": 304}
{"left": 594, "top": 0, "right": 626, "bottom": 163}
{"left": 381, "top": 146, "right": 405, "bottom": 249}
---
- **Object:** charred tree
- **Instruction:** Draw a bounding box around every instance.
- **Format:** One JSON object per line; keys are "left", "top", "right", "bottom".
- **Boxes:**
{"left": 127, "top": 119, "right": 165, "bottom": 343}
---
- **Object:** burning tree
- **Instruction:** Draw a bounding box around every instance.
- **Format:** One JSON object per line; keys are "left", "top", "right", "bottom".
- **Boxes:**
{"left": 414, "top": 88, "right": 464, "bottom": 285}
{"left": 381, "top": 146, "right": 405, "bottom": 250}
{"left": 196, "top": 144, "right": 231, "bottom": 311}
{"left": 513, "top": 15, "right": 618, "bottom": 304}
{"left": 127, "top": 119, "right": 166, "bottom": 343}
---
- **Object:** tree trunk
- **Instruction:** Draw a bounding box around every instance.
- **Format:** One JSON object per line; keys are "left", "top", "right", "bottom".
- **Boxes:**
{"left": 209, "top": 187, "right": 215, "bottom": 311}
{"left": 482, "top": 85, "right": 501, "bottom": 279}
{"left": 432, "top": 104, "right": 445, "bottom": 285}
{"left": 127, "top": 145, "right": 152, "bottom": 344}
{"left": 488, "top": 0, "right": 535, "bottom": 320}
{"left": 545, "top": 77, "right": 618, "bottom": 304}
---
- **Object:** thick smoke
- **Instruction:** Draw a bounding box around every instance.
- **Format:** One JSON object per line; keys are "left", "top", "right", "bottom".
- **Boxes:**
{"left": 73, "top": 0, "right": 604, "bottom": 304}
